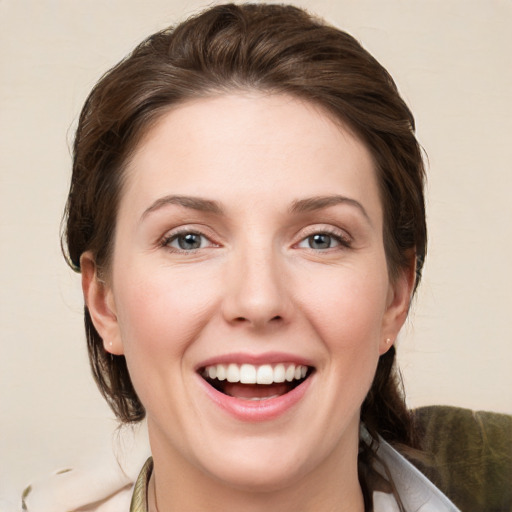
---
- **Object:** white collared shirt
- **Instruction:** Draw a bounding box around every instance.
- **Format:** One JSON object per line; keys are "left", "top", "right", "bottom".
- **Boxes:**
{"left": 373, "top": 437, "right": 460, "bottom": 511}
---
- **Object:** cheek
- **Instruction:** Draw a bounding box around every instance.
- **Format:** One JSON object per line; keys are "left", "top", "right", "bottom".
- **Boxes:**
{"left": 294, "top": 260, "right": 389, "bottom": 404}
{"left": 298, "top": 263, "right": 389, "bottom": 351}
{"left": 113, "top": 265, "right": 220, "bottom": 360}
{"left": 110, "top": 264, "right": 223, "bottom": 423}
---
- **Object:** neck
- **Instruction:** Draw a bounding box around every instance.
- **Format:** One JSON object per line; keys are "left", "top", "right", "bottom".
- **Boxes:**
{"left": 150, "top": 465, "right": 364, "bottom": 512}
{"left": 148, "top": 423, "right": 365, "bottom": 512}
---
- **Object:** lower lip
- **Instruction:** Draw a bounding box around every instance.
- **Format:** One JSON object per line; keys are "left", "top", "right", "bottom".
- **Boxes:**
{"left": 197, "top": 374, "right": 313, "bottom": 422}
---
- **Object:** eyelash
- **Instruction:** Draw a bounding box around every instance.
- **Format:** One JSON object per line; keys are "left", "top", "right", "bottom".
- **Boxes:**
{"left": 159, "top": 226, "right": 352, "bottom": 254}
{"left": 160, "top": 229, "right": 217, "bottom": 253}
{"left": 296, "top": 227, "right": 352, "bottom": 251}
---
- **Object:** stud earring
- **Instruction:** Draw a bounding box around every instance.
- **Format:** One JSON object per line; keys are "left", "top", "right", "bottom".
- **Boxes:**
{"left": 385, "top": 338, "right": 392, "bottom": 345}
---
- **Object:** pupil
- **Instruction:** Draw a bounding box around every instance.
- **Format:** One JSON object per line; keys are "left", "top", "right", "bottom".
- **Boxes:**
{"left": 178, "top": 233, "right": 201, "bottom": 250}
{"left": 310, "top": 233, "right": 331, "bottom": 249}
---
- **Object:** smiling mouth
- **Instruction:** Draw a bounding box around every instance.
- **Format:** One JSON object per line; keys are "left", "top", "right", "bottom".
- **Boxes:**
{"left": 200, "top": 363, "right": 313, "bottom": 401}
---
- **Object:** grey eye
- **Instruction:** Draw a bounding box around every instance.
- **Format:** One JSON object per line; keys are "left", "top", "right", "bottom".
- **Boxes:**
{"left": 170, "top": 232, "right": 205, "bottom": 250}
{"left": 308, "top": 233, "right": 337, "bottom": 250}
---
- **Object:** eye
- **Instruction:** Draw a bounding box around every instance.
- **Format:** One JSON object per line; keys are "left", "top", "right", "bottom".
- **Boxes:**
{"left": 164, "top": 231, "right": 211, "bottom": 251}
{"left": 297, "top": 231, "right": 349, "bottom": 250}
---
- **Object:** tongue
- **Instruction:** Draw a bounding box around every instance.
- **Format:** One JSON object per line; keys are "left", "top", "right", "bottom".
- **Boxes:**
{"left": 223, "top": 382, "right": 291, "bottom": 399}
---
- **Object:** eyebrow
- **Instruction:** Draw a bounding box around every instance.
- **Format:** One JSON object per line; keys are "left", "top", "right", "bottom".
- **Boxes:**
{"left": 141, "top": 193, "right": 371, "bottom": 224}
{"left": 141, "top": 195, "right": 223, "bottom": 220}
{"left": 289, "top": 195, "right": 371, "bottom": 223}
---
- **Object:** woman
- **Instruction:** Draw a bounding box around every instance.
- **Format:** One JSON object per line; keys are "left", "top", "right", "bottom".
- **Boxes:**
{"left": 29, "top": 3, "right": 459, "bottom": 511}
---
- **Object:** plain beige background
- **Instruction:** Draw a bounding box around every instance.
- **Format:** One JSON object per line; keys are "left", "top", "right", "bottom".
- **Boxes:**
{"left": 1, "top": 0, "right": 511, "bottom": 507}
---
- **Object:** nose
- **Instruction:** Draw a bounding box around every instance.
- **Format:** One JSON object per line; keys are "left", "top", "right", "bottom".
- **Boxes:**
{"left": 221, "top": 243, "right": 290, "bottom": 330}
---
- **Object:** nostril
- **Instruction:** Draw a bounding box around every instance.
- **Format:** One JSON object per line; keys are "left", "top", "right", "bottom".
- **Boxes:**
{"left": 234, "top": 316, "right": 247, "bottom": 323}
{"left": 229, "top": 314, "right": 284, "bottom": 327}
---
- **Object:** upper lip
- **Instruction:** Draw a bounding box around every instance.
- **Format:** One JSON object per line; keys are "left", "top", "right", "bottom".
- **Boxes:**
{"left": 195, "top": 352, "right": 315, "bottom": 372}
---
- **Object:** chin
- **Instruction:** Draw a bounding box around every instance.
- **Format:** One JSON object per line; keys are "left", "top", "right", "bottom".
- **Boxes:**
{"left": 189, "top": 431, "right": 324, "bottom": 494}
{"left": 206, "top": 454, "right": 310, "bottom": 493}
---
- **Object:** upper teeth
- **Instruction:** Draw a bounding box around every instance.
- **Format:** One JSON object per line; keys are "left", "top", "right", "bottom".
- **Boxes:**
{"left": 202, "top": 363, "right": 308, "bottom": 385}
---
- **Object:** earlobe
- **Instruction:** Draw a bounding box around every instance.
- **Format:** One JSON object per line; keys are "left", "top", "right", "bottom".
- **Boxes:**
{"left": 80, "top": 252, "right": 124, "bottom": 355}
{"left": 380, "top": 257, "right": 416, "bottom": 355}
{"left": 379, "top": 337, "right": 393, "bottom": 355}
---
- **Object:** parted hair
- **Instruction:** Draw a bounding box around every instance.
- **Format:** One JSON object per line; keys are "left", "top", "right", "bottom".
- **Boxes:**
{"left": 64, "top": 4, "right": 426, "bottom": 508}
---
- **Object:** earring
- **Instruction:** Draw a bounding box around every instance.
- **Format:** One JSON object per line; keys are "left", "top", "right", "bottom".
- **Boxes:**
{"left": 385, "top": 338, "right": 392, "bottom": 345}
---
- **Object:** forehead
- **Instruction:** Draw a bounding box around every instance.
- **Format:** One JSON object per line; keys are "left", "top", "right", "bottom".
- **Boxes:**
{"left": 121, "top": 92, "right": 381, "bottom": 220}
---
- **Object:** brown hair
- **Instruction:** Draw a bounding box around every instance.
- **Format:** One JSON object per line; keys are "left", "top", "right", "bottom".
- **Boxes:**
{"left": 64, "top": 4, "right": 426, "bottom": 507}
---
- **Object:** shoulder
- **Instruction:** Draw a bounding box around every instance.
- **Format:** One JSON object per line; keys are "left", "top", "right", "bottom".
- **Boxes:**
{"left": 21, "top": 457, "right": 151, "bottom": 512}
{"left": 373, "top": 405, "right": 512, "bottom": 511}
{"left": 21, "top": 424, "right": 149, "bottom": 512}
{"left": 412, "top": 405, "right": 512, "bottom": 511}
{"left": 373, "top": 436, "right": 460, "bottom": 511}
{"left": 21, "top": 465, "right": 134, "bottom": 512}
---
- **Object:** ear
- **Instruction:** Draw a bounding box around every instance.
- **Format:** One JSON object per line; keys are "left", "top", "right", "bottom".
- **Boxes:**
{"left": 80, "top": 252, "right": 124, "bottom": 355}
{"left": 379, "top": 256, "right": 417, "bottom": 355}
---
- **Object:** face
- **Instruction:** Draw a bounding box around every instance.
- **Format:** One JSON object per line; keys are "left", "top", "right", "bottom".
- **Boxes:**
{"left": 84, "top": 93, "right": 412, "bottom": 494}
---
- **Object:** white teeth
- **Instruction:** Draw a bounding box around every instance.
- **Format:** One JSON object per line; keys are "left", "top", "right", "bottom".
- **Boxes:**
{"left": 256, "top": 364, "right": 274, "bottom": 385}
{"left": 203, "top": 363, "right": 309, "bottom": 385}
{"left": 216, "top": 364, "right": 226, "bottom": 381}
{"left": 246, "top": 395, "right": 280, "bottom": 401}
{"left": 273, "top": 364, "right": 285, "bottom": 383}
{"left": 240, "top": 364, "right": 257, "bottom": 384}
{"left": 226, "top": 363, "right": 240, "bottom": 383}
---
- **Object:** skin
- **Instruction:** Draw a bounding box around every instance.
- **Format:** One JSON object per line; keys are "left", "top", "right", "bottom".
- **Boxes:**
{"left": 82, "top": 93, "right": 414, "bottom": 512}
